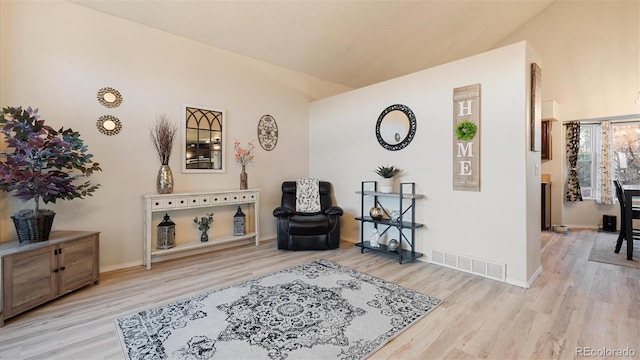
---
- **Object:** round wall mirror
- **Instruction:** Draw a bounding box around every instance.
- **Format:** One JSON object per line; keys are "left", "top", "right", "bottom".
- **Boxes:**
{"left": 96, "top": 115, "right": 122, "bottom": 136}
{"left": 375, "top": 104, "right": 416, "bottom": 151}
{"left": 96, "top": 87, "right": 123, "bottom": 108}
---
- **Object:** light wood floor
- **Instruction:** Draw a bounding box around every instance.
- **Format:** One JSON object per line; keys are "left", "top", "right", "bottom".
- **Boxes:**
{"left": 1, "top": 230, "right": 639, "bottom": 360}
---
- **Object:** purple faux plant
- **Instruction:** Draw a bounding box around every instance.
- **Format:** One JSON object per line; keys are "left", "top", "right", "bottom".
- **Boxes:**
{"left": 0, "top": 106, "right": 102, "bottom": 216}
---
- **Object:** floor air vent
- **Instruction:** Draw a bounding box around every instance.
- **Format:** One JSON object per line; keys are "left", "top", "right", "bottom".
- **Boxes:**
{"left": 431, "top": 249, "right": 506, "bottom": 282}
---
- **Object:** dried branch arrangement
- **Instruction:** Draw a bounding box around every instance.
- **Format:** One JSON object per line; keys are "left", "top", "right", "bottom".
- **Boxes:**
{"left": 150, "top": 114, "right": 178, "bottom": 165}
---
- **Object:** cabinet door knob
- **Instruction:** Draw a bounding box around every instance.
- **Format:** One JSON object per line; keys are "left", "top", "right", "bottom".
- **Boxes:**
{"left": 60, "top": 266, "right": 66, "bottom": 271}
{"left": 53, "top": 269, "right": 59, "bottom": 273}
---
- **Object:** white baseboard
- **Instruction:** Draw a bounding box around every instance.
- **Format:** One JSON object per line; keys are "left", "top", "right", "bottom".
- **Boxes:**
{"left": 558, "top": 224, "right": 599, "bottom": 230}
{"left": 100, "top": 236, "right": 278, "bottom": 274}
{"left": 260, "top": 234, "right": 277, "bottom": 242}
{"left": 100, "top": 260, "right": 142, "bottom": 273}
{"left": 506, "top": 265, "right": 542, "bottom": 288}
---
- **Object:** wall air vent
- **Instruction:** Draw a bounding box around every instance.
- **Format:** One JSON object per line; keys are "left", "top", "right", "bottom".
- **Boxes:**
{"left": 430, "top": 249, "right": 506, "bottom": 282}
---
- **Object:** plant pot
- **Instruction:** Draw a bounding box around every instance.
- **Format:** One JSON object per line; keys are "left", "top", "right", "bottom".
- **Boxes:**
{"left": 378, "top": 177, "right": 394, "bottom": 193}
{"left": 11, "top": 212, "right": 56, "bottom": 244}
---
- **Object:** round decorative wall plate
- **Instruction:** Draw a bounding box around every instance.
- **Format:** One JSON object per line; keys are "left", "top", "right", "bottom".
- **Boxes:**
{"left": 96, "top": 87, "right": 123, "bottom": 108}
{"left": 96, "top": 115, "right": 122, "bottom": 136}
{"left": 257, "top": 114, "right": 278, "bottom": 151}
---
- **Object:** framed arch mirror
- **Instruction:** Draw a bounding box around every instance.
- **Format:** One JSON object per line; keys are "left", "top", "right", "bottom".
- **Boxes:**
{"left": 181, "top": 104, "right": 225, "bottom": 173}
{"left": 375, "top": 104, "right": 416, "bottom": 151}
{"left": 96, "top": 87, "right": 123, "bottom": 108}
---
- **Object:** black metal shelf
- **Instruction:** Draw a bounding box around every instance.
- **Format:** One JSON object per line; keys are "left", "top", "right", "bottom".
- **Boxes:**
{"left": 355, "top": 242, "right": 423, "bottom": 262}
{"left": 355, "top": 216, "right": 424, "bottom": 229}
{"left": 355, "top": 181, "right": 424, "bottom": 264}
{"left": 356, "top": 190, "right": 425, "bottom": 199}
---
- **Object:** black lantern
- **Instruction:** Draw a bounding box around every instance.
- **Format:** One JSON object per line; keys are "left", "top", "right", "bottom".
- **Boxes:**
{"left": 233, "top": 206, "right": 246, "bottom": 236}
{"left": 157, "top": 213, "right": 176, "bottom": 249}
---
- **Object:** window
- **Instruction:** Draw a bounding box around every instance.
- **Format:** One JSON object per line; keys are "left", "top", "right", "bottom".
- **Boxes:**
{"left": 576, "top": 121, "right": 640, "bottom": 200}
{"left": 577, "top": 124, "right": 596, "bottom": 199}
{"left": 613, "top": 122, "right": 640, "bottom": 184}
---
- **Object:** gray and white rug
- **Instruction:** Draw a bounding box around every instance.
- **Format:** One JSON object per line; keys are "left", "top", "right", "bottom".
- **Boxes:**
{"left": 588, "top": 231, "right": 640, "bottom": 269}
{"left": 115, "top": 259, "right": 441, "bottom": 360}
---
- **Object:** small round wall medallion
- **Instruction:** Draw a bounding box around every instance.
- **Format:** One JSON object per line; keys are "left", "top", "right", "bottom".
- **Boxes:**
{"left": 96, "top": 115, "right": 122, "bottom": 136}
{"left": 96, "top": 87, "right": 123, "bottom": 108}
{"left": 257, "top": 114, "right": 278, "bottom": 151}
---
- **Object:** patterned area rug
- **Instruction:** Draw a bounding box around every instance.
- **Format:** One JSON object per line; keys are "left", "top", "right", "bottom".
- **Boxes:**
{"left": 115, "top": 259, "right": 442, "bottom": 360}
{"left": 588, "top": 232, "right": 640, "bottom": 269}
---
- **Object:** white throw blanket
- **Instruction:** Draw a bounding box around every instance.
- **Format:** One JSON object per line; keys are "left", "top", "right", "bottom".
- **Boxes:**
{"left": 296, "top": 178, "right": 321, "bottom": 213}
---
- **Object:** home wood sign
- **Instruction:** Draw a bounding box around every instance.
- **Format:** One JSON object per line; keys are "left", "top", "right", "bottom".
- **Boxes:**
{"left": 452, "top": 84, "right": 481, "bottom": 191}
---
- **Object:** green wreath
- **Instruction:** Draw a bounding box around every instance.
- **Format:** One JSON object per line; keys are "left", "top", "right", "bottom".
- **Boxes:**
{"left": 455, "top": 120, "right": 477, "bottom": 141}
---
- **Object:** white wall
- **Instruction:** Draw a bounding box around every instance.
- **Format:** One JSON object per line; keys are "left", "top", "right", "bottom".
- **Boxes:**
{"left": 309, "top": 42, "right": 542, "bottom": 286}
{"left": 0, "top": 1, "right": 350, "bottom": 270}
{"left": 496, "top": 1, "right": 640, "bottom": 229}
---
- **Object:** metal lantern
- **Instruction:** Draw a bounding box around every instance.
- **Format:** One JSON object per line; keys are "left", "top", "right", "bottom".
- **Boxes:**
{"left": 157, "top": 213, "right": 176, "bottom": 249}
{"left": 233, "top": 206, "right": 246, "bottom": 236}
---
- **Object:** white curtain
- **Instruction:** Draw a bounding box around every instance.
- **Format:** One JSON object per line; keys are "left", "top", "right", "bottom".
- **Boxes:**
{"left": 598, "top": 121, "right": 613, "bottom": 204}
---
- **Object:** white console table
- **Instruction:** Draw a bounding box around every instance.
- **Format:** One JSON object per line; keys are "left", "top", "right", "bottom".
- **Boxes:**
{"left": 142, "top": 189, "right": 259, "bottom": 269}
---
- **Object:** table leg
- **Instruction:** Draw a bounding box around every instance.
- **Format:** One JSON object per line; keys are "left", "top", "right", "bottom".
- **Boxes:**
{"left": 626, "top": 194, "right": 634, "bottom": 260}
{"left": 615, "top": 224, "right": 625, "bottom": 253}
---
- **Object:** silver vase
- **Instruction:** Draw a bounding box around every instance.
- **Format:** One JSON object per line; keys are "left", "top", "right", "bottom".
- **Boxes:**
{"left": 157, "top": 165, "right": 174, "bottom": 194}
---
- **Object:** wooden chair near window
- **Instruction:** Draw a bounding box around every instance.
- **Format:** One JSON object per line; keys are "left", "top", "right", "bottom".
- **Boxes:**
{"left": 613, "top": 180, "right": 640, "bottom": 253}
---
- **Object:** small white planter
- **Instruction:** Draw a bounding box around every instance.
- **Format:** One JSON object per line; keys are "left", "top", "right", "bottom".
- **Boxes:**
{"left": 378, "top": 177, "right": 394, "bottom": 193}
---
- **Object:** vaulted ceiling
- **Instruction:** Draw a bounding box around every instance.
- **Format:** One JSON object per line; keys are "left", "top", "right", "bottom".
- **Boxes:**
{"left": 72, "top": 0, "right": 556, "bottom": 88}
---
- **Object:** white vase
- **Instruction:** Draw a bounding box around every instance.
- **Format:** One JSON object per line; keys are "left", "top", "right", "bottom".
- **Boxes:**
{"left": 369, "top": 228, "right": 380, "bottom": 248}
{"left": 378, "top": 177, "right": 394, "bottom": 193}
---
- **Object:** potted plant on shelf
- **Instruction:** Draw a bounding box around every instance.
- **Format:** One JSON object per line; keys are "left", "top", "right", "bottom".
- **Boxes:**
{"left": 374, "top": 165, "right": 402, "bottom": 193}
{"left": 0, "top": 106, "right": 102, "bottom": 243}
{"left": 194, "top": 213, "right": 214, "bottom": 242}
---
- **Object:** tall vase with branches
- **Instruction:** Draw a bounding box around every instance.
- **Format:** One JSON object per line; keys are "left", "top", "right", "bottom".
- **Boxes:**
{"left": 234, "top": 139, "right": 255, "bottom": 190}
{"left": 150, "top": 114, "right": 178, "bottom": 194}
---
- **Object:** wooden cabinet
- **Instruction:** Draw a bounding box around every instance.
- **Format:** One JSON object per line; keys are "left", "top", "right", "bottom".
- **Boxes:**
{"left": 142, "top": 189, "right": 259, "bottom": 269}
{"left": 1, "top": 231, "right": 99, "bottom": 326}
{"left": 541, "top": 120, "right": 552, "bottom": 160}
